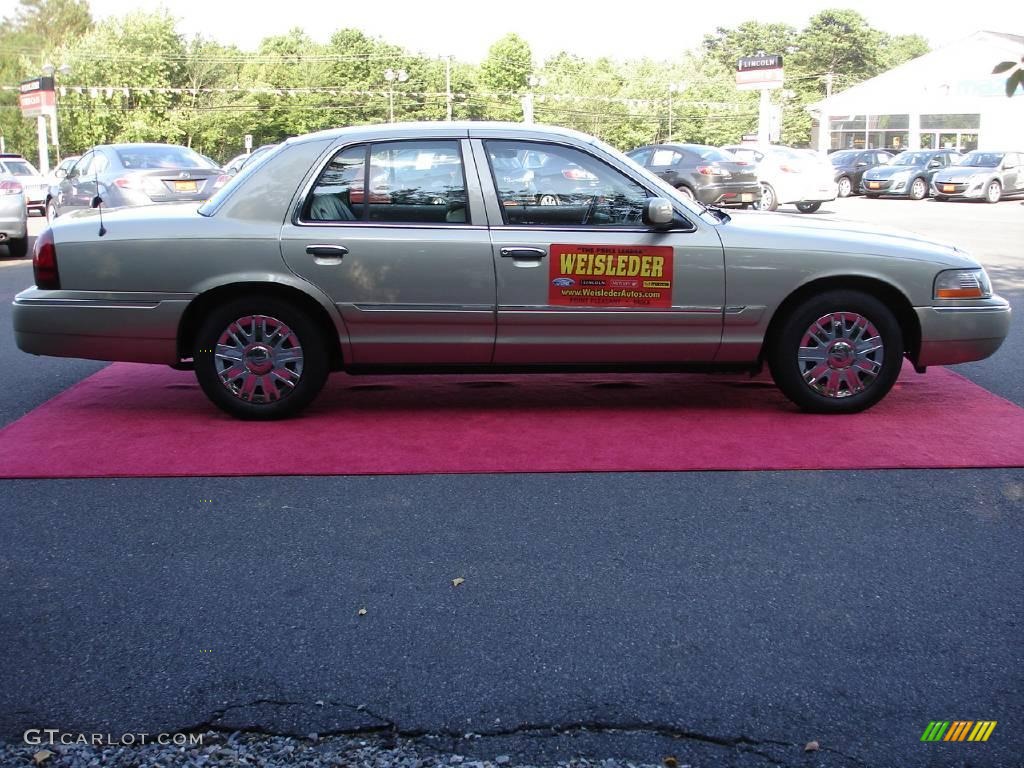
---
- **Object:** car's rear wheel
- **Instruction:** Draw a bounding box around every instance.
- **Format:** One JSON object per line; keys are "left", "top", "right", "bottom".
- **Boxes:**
{"left": 985, "top": 180, "right": 1001, "bottom": 204}
{"left": 795, "top": 201, "right": 822, "bottom": 213}
{"left": 910, "top": 177, "right": 928, "bottom": 200}
{"left": 769, "top": 290, "right": 904, "bottom": 414}
{"left": 193, "top": 295, "right": 330, "bottom": 420}
{"left": 758, "top": 183, "right": 778, "bottom": 211}
{"left": 6, "top": 236, "right": 28, "bottom": 259}
{"left": 674, "top": 185, "right": 695, "bottom": 200}
{"left": 837, "top": 176, "right": 852, "bottom": 197}
{"left": 46, "top": 200, "right": 58, "bottom": 223}
{"left": 537, "top": 193, "right": 560, "bottom": 206}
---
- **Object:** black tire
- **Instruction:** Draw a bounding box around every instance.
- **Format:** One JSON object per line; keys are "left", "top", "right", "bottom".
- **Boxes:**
{"left": 795, "top": 201, "right": 822, "bottom": 214}
{"left": 985, "top": 180, "right": 1001, "bottom": 204}
{"left": 769, "top": 290, "right": 904, "bottom": 414}
{"left": 674, "top": 185, "right": 695, "bottom": 201}
{"left": 46, "top": 199, "right": 58, "bottom": 223}
{"left": 865, "top": 194, "right": 880, "bottom": 199}
{"left": 6, "top": 236, "right": 28, "bottom": 259}
{"left": 837, "top": 176, "right": 852, "bottom": 198}
{"left": 909, "top": 177, "right": 928, "bottom": 200}
{"left": 758, "top": 183, "right": 778, "bottom": 211}
{"left": 193, "top": 295, "right": 330, "bottom": 420}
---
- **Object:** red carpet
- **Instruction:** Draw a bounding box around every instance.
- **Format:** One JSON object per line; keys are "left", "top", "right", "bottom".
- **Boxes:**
{"left": 1, "top": 362, "right": 1023, "bottom": 478}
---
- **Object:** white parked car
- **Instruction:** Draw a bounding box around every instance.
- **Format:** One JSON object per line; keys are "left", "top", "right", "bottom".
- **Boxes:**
{"left": 0, "top": 154, "right": 48, "bottom": 216}
{"left": 721, "top": 144, "right": 838, "bottom": 213}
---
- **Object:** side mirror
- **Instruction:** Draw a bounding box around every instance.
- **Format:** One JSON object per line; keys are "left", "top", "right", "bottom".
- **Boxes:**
{"left": 644, "top": 197, "right": 674, "bottom": 226}
{"left": 55, "top": 168, "right": 67, "bottom": 180}
{"left": 90, "top": 195, "right": 103, "bottom": 209}
{"left": 856, "top": 161, "right": 868, "bottom": 167}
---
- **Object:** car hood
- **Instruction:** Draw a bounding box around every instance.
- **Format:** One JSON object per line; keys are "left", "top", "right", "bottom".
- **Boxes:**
{"left": 716, "top": 210, "right": 975, "bottom": 267}
{"left": 933, "top": 166, "right": 994, "bottom": 181}
{"left": 862, "top": 164, "right": 922, "bottom": 179}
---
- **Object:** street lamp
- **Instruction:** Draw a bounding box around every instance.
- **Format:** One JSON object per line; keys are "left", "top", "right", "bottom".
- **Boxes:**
{"left": 384, "top": 68, "right": 408, "bottom": 123}
{"left": 667, "top": 81, "right": 687, "bottom": 141}
{"left": 522, "top": 75, "right": 546, "bottom": 124}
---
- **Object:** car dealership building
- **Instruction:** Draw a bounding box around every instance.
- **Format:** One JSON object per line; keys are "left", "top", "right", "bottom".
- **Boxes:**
{"left": 808, "top": 31, "right": 1024, "bottom": 153}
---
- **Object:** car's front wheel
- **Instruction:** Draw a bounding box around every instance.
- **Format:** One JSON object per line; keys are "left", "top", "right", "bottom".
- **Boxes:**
{"left": 985, "top": 180, "right": 1002, "bottom": 204}
{"left": 46, "top": 199, "right": 58, "bottom": 223}
{"left": 909, "top": 177, "right": 928, "bottom": 200}
{"left": 769, "top": 290, "right": 904, "bottom": 413}
{"left": 6, "top": 236, "right": 28, "bottom": 259}
{"left": 795, "top": 201, "right": 822, "bottom": 213}
{"left": 193, "top": 295, "right": 330, "bottom": 420}
{"left": 758, "top": 183, "right": 778, "bottom": 211}
{"left": 837, "top": 176, "right": 852, "bottom": 197}
{"left": 537, "top": 193, "right": 560, "bottom": 206}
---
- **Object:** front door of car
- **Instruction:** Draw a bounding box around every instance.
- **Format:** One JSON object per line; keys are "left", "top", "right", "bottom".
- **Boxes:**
{"left": 1001, "top": 153, "right": 1021, "bottom": 192}
{"left": 279, "top": 138, "right": 496, "bottom": 366}
{"left": 56, "top": 152, "right": 94, "bottom": 213}
{"left": 472, "top": 138, "right": 724, "bottom": 365}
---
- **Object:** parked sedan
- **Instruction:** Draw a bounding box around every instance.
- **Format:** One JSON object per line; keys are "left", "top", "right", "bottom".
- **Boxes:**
{"left": 47, "top": 143, "right": 229, "bottom": 220}
{"left": 932, "top": 151, "right": 1024, "bottom": 203}
{"left": 13, "top": 122, "right": 1009, "bottom": 419}
{"left": 829, "top": 149, "right": 894, "bottom": 197}
{"left": 0, "top": 173, "right": 28, "bottom": 258}
{"left": 0, "top": 154, "right": 48, "bottom": 215}
{"left": 720, "top": 144, "right": 837, "bottom": 213}
{"left": 626, "top": 143, "right": 760, "bottom": 208}
{"left": 860, "top": 150, "right": 960, "bottom": 199}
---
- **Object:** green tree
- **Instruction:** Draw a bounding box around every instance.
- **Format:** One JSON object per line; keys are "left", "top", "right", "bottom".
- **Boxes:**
{"left": 702, "top": 21, "right": 798, "bottom": 73}
{"left": 480, "top": 33, "right": 532, "bottom": 121}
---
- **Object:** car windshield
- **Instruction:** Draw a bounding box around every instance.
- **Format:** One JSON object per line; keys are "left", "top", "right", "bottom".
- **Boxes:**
{"left": 115, "top": 145, "right": 218, "bottom": 170}
{"left": 891, "top": 152, "right": 932, "bottom": 166}
{"left": 693, "top": 147, "right": 733, "bottom": 162}
{"left": 955, "top": 152, "right": 1003, "bottom": 168}
{"left": 830, "top": 151, "right": 857, "bottom": 165}
{"left": 1, "top": 159, "right": 38, "bottom": 176}
{"left": 198, "top": 143, "right": 284, "bottom": 216}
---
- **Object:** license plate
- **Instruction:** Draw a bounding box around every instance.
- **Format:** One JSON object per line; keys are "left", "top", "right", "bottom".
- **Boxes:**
{"left": 174, "top": 180, "right": 198, "bottom": 192}
{"left": 868, "top": 182, "right": 880, "bottom": 189}
{"left": 740, "top": 193, "right": 754, "bottom": 202}
{"left": 943, "top": 184, "right": 955, "bottom": 193}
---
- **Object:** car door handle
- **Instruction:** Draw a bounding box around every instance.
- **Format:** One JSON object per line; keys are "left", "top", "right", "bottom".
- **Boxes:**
{"left": 306, "top": 244, "right": 349, "bottom": 258}
{"left": 500, "top": 247, "right": 546, "bottom": 260}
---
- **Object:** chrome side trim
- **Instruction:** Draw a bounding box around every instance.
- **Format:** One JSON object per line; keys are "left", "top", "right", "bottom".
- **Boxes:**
{"left": 499, "top": 304, "right": 722, "bottom": 313}
{"left": 931, "top": 305, "right": 1011, "bottom": 313}
{"left": 352, "top": 303, "right": 494, "bottom": 312}
{"left": 15, "top": 297, "right": 162, "bottom": 309}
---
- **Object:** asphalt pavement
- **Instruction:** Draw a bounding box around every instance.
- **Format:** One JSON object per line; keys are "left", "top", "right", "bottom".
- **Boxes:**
{"left": 1, "top": 198, "right": 1021, "bottom": 768}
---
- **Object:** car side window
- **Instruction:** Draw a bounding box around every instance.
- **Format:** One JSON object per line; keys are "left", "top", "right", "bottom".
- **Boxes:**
{"left": 90, "top": 153, "right": 109, "bottom": 174}
{"left": 627, "top": 148, "right": 653, "bottom": 166}
{"left": 485, "top": 140, "right": 651, "bottom": 228}
{"left": 70, "top": 152, "right": 93, "bottom": 178}
{"left": 305, "top": 144, "right": 366, "bottom": 222}
{"left": 367, "top": 140, "right": 469, "bottom": 224}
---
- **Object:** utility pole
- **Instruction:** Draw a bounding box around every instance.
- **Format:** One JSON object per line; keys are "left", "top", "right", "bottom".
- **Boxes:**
{"left": 445, "top": 55, "right": 453, "bottom": 121}
{"left": 825, "top": 72, "right": 833, "bottom": 99}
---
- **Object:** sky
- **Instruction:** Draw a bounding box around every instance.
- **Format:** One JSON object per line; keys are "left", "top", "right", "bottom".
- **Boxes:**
{"left": 3, "top": 0, "right": 1021, "bottom": 61}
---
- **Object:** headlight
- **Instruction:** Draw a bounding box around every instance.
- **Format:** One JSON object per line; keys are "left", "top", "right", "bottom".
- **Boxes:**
{"left": 934, "top": 268, "right": 993, "bottom": 299}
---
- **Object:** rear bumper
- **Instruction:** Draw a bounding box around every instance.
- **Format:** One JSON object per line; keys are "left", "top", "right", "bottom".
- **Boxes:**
{"left": 914, "top": 297, "right": 1011, "bottom": 366}
{"left": 0, "top": 211, "right": 27, "bottom": 239}
{"left": 696, "top": 182, "right": 761, "bottom": 207}
{"left": 12, "top": 288, "right": 190, "bottom": 364}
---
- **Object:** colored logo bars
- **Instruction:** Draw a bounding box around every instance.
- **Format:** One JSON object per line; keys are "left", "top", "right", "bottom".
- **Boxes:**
{"left": 920, "top": 721, "right": 997, "bottom": 742}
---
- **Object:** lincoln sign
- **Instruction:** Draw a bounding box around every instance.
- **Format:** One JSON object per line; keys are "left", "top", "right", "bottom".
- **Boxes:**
{"left": 736, "top": 55, "right": 784, "bottom": 91}
{"left": 19, "top": 76, "right": 55, "bottom": 118}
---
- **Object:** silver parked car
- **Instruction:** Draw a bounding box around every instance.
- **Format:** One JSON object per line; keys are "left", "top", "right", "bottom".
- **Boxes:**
{"left": 0, "top": 172, "right": 29, "bottom": 258}
{"left": 932, "top": 151, "right": 1024, "bottom": 203}
{"left": 12, "top": 122, "right": 1011, "bottom": 419}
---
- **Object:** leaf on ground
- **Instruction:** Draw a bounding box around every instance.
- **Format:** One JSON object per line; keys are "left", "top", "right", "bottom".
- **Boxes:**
{"left": 804, "top": 740, "right": 820, "bottom": 752}
{"left": 357, "top": 608, "right": 367, "bottom": 616}
{"left": 663, "top": 756, "right": 678, "bottom": 768}
{"left": 33, "top": 751, "right": 53, "bottom": 765}
{"left": 452, "top": 577, "right": 465, "bottom": 587}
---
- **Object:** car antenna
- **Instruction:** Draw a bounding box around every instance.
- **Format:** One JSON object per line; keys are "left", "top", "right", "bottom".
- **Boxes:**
{"left": 95, "top": 164, "right": 106, "bottom": 237}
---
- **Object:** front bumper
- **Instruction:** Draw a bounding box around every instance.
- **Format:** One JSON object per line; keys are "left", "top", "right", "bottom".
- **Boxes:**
{"left": 13, "top": 288, "right": 190, "bottom": 364}
{"left": 932, "top": 180, "right": 986, "bottom": 199}
{"left": 914, "top": 297, "right": 1011, "bottom": 367}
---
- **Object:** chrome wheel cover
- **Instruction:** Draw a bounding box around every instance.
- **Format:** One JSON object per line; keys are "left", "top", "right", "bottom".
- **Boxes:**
{"left": 759, "top": 185, "right": 774, "bottom": 210}
{"left": 987, "top": 182, "right": 1000, "bottom": 203}
{"left": 214, "top": 314, "right": 304, "bottom": 403}
{"left": 538, "top": 194, "right": 559, "bottom": 206}
{"left": 798, "top": 311, "right": 884, "bottom": 398}
{"left": 838, "top": 178, "right": 851, "bottom": 197}
{"left": 912, "top": 179, "right": 926, "bottom": 198}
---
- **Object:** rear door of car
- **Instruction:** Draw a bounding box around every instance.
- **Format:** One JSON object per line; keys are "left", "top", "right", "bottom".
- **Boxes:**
{"left": 472, "top": 135, "right": 724, "bottom": 365}
{"left": 1001, "top": 153, "right": 1021, "bottom": 192}
{"left": 279, "top": 135, "right": 496, "bottom": 366}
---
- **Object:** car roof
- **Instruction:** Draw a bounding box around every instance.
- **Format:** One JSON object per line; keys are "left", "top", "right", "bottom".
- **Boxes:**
{"left": 286, "top": 121, "right": 603, "bottom": 148}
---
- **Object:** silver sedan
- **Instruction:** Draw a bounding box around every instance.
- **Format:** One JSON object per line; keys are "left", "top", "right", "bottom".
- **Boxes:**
{"left": 12, "top": 123, "right": 1011, "bottom": 419}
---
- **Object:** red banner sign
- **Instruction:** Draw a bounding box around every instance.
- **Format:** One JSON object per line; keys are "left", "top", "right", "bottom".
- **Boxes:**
{"left": 548, "top": 244, "right": 674, "bottom": 308}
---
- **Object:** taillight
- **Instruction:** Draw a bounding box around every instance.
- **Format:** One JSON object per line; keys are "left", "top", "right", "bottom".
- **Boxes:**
{"left": 696, "top": 165, "right": 731, "bottom": 177}
{"left": 0, "top": 179, "right": 23, "bottom": 196}
{"left": 211, "top": 174, "right": 231, "bottom": 190}
{"left": 562, "top": 167, "right": 598, "bottom": 181}
{"left": 113, "top": 175, "right": 144, "bottom": 190}
{"left": 33, "top": 227, "right": 60, "bottom": 290}
{"left": 779, "top": 164, "right": 800, "bottom": 173}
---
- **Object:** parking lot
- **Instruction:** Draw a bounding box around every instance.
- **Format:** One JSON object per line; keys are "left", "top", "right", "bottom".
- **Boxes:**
{"left": 1, "top": 195, "right": 1022, "bottom": 767}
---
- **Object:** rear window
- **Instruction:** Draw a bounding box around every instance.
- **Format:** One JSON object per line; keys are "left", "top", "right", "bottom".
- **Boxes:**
{"left": 695, "top": 147, "right": 733, "bottom": 162}
{"left": 115, "top": 145, "right": 218, "bottom": 170}
{"left": 0, "top": 160, "right": 37, "bottom": 176}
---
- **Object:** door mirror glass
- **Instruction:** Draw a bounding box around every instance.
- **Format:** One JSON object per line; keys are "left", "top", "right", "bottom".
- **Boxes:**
{"left": 54, "top": 168, "right": 67, "bottom": 179}
{"left": 644, "top": 197, "right": 674, "bottom": 226}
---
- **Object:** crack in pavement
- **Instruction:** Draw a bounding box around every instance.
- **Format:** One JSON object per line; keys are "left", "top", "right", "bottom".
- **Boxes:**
{"left": 177, "top": 702, "right": 868, "bottom": 767}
